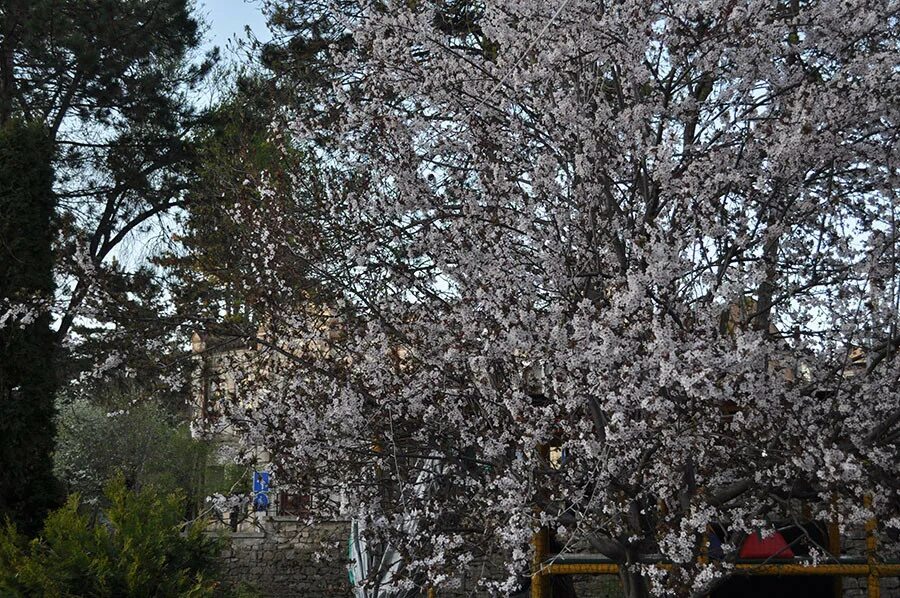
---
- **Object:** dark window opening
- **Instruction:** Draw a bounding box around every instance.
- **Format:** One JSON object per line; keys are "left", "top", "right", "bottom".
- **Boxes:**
{"left": 277, "top": 490, "right": 312, "bottom": 517}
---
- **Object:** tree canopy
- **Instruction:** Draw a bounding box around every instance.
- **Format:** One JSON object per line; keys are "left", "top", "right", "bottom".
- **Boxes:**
{"left": 210, "top": 0, "right": 900, "bottom": 596}
{"left": 0, "top": 120, "right": 60, "bottom": 535}
{"left": 3, "top": 0, "right": 900, "bottom": 595}
{"left": 0, "top": 0, "right": 215, "bottom": 357}
{"left": 0, "top": 0, "right": 215, "bottom": 536}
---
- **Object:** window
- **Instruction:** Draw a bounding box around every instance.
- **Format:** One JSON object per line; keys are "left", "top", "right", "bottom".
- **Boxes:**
{"left": 277, "top": 490, "right": 312, "bottom": 517}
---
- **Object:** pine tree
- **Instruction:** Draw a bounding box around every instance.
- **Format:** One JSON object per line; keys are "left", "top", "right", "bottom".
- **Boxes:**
{"left": 0, "top": 120, "right": 61, "bottom": 535}
{"left": 160, "top": 74, "right": 335, "bottom": 338}
{"left": 0, "top": 0, "right": 215, "bottom": 366}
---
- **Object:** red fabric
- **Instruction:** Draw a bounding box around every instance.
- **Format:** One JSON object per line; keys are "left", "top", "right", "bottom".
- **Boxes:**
{"left": 739, "top": 531, "right": 795, "bottom": 558}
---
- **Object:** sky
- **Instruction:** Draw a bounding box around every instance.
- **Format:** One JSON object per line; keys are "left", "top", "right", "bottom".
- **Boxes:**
{"left": 196, "top": 0, "right": 271, "bottom": 60}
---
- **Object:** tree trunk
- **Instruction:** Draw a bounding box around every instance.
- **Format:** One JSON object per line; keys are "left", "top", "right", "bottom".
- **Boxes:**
{"left": 619, "top": 567, "right": 651, "bottom": 598}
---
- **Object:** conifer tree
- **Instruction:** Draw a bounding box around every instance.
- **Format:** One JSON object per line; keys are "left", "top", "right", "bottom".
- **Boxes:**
{"left": 0, "top": 120, "right": 61, "bottom": 535}
{"left": 0, "top": 0, "right": 213, "bottom": 530}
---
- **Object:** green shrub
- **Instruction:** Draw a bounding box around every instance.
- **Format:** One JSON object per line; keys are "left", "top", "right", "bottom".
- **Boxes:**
{"left": 54, "top": 397, "right": 212, "bottom": 515}
{"left": 0, "top": 476, "right": 222, "bottom": 597}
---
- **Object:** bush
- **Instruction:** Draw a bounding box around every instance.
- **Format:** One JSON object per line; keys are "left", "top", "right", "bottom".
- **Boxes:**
{"left": 54, "top": 397, "right": 211, "bottom": 515}
{"left": 0, "top": 476, "right": 222, "bottom": 597}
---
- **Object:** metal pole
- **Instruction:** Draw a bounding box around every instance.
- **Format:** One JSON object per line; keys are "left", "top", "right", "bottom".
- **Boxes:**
{"left": 531, "top": 526, "right": 549, "bottom": 598}
{"left": 866, "top": 495, "right": 880, "bottom": 598}
{"left": 544, "top": 562, "right": 900, "bottom": 576}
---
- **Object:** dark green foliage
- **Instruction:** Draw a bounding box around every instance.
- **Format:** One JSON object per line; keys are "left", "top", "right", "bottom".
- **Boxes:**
{"left": 159, "top": 75, "right": 334, "bottom": 335}
{"left": 160, "top": 80, "right": 282, "bottom": 327}
{"left": 0, "top": 119, "right": 62, "bottom": 536}
{"left": 1, "top": 0, "right": 216, "bottom": 375}
{"left": 54, "top": 396, "right": 214, "bottom": 517}
{"left": 0, "top": 0, "right": 210, "bottom": 132}
{"left": 0, "top": 0, "right": 217, "bottom": 528}
{"left": 0, "top": 2, "right": 217, "bottom": 523}
{"left": 261, "top": 0, "right": 356, "bottom": 89}
{"left": 0, "top": 477, "right": 222, "bottom": 597}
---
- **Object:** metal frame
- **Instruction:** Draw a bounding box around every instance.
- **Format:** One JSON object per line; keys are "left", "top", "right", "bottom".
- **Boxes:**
{"left": 423, "top": 516, "right": 898, "bottom": 597}
{"left": 529, "top": 510, "right": 900, "bottom": 598}
{"left": 424, "top": 463, "right": 895, "bottom": 598}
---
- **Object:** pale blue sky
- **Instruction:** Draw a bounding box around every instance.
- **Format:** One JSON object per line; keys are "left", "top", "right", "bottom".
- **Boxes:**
{"left": 197, "top": 0, "right": 271, "bottom": 57}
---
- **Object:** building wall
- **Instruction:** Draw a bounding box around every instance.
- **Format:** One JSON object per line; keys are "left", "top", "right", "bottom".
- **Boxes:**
{"left": 215, "top": 519, "right": 352, "bottom": 598}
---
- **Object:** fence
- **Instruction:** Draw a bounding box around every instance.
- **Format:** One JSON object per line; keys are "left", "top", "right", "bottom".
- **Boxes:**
{"left": 529, "top": 508, "right": 900, "bottom": 598}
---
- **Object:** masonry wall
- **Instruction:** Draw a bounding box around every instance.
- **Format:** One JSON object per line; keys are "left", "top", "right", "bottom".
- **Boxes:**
{"left": 841, "top": 524, "right": 900, "bottom": 598}
{"left": 212, "top": 519, "right": 620, "bottom": 598}
{"left": 215, "top": 519, "right": 352, "bottom": 597}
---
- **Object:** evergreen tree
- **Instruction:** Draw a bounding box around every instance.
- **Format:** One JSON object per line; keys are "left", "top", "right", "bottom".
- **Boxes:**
{"left": 0, "top": 120, "right": 61, "bottom": 535}
{"left": 0, "top": 0, "right": 215, "bottom": 366}
{"left": 159, "top": 74, "right": 335, "bottom": 342}
{"left": 0, "top": 1, "right": 215, "bottom": 510}
{"left": 0, "top": 477, "right": 222, "bottom": 597}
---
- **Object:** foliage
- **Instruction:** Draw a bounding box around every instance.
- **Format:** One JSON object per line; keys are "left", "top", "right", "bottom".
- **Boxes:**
{"left": 159, "top": 73, "right": 336, "bottom": 345}
{"left": 258, "top": 0, "right": 359, "bottom": 128}
{"left": 228, "top": 582, "right": 265, "bottom": 598}
{"left": 0, "top": 476, "right": 221, "bottom": 597}
{"left": 0, "top": 119, "right": 63, "bottom": 535}
{"left": 0, "top": 0, "right": 215, "bottom": 393}
{"left": 217, "top": 1, "right": 900, "bottom": 596}
{"left": 53, "top": 395, "right": 211, "bottom": 513}
{"left": 0, "top": 2, "right": 216, "bottom": 536}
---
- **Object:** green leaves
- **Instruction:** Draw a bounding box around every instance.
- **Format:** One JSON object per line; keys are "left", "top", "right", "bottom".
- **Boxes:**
{"left": 0, "top": 119, "right": 62, "bottom": 536}
{"left": 0, "top": 477, "right": 222, "bottom": 597}
{"left": 54, "top": 397, "right": 212, "bottom": 514}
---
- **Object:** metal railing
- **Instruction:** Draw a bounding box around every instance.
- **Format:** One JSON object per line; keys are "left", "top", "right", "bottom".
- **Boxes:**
{"left": 529, "top": 512, "right": 900, "bottom": 598}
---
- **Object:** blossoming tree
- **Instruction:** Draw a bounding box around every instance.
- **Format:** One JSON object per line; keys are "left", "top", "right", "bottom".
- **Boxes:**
{"left": 218, "top": 0, "right": 900, "bottom": 595}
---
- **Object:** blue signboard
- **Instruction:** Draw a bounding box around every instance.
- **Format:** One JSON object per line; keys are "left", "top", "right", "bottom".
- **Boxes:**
{"left": 253, "top": 471, "right": 270, "bottom": 492}
{"left": 252, "top": 471, "right": 270, "bottom": 512}
{"left": 253, "top": 493, "right": 269, "bottom": 511}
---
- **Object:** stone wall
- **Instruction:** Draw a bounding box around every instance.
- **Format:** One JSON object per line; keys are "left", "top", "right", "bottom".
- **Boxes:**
{"left": 212, "top": 520, "right": 622, "bottom": 598}
{"left": 215, "top": 519, "right": 352, "bottom": 597}
{"left": 841, "top": 523, "right": 900, "bottom": 598}
{"left": 842, "top": 576, "right": 900, "bottom": 597}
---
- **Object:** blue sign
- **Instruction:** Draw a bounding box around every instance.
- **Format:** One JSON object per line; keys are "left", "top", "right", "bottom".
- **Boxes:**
{"left": 252, "top": 471, "right": 270, "bottom": 493}
{"left": 253, "top": 493, "right": 269, "bottom": 511}
{"left": 252, "top": 471, "right": 270, "bottom": 512}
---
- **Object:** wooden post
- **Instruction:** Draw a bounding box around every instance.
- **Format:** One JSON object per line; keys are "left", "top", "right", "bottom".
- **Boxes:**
{"left": 699, "top": 529, "right": 709, "bottom": 566}
{"left": 696, "top": 531, "right": 710, "bottom": 598}
{"left": 828, "top": 495, "right": 842, "bottom": 598}
{"left": 532, "top": 525, "right": 549, "bottom": 598}
{"left": 532, "top": 443, "right": 551, "bottom": 598}
{"left": 865, "top": 495, "right": 880, "bottom": 598}
{"left": 427, "top": 587, "right": 437, "bottom": 598}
